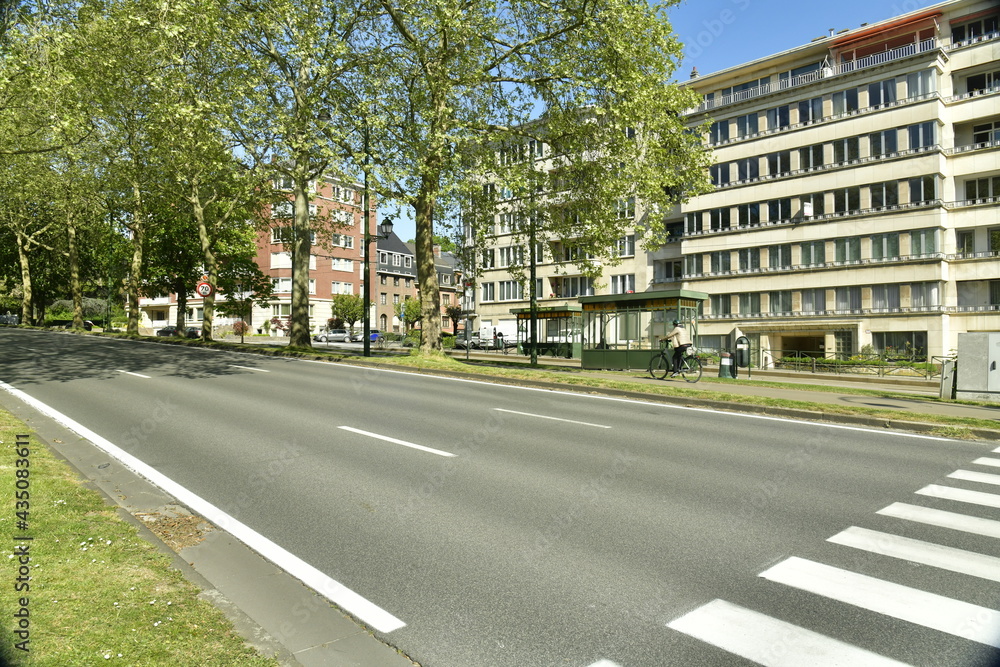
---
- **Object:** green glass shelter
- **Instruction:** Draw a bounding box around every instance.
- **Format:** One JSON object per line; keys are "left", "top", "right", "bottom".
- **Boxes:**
{"left": 511, "top": 305, "right": 583, "bottom": 358}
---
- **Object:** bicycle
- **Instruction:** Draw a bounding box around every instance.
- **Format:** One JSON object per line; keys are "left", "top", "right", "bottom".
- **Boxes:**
{"left": 648, "top": 345, "right": 703, "bottom": 382}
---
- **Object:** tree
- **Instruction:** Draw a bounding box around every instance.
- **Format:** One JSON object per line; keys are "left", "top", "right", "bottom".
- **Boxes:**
{"left": 330, "top": 293, "right": 366, "bottom": 333}
{"left": 394, "top": 298, "right": 421, "bottom": 331}
{"left": 445, "top": 304, "right": 463, "bottom": 335}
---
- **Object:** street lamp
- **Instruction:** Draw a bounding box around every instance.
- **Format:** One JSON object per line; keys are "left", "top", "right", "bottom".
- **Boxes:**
{"left": 362, "top": 210, "right": 393, "bottom": 357}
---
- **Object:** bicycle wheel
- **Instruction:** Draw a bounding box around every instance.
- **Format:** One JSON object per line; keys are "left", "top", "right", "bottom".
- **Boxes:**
{"left": 649, "top": 353, "right": 670, "bottom": 380}
{"left": 681, "top": 355, "right": 703, "bottom": 383}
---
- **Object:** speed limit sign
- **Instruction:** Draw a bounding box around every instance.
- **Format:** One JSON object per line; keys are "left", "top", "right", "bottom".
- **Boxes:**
{"left": 196, "top": 281, "right": 214, "bottom": 297}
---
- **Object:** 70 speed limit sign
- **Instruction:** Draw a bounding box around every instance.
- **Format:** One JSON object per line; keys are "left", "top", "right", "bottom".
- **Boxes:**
{"left": 196, "top": 282, "right": 214, "bottom": 297}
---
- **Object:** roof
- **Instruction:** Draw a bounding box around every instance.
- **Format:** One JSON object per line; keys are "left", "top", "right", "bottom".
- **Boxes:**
{"left": 377, "top": 232, "right": 412, "bottom": 255}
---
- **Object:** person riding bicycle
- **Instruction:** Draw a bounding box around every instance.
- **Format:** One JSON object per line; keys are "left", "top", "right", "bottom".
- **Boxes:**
{"left": 661, "top": 319, "right": 691, "bottom": 376}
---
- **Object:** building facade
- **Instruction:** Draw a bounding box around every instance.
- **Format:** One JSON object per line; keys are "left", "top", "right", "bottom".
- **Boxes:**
{"left": 375, "top": 233, "right": 418, "bottom": 333}
{"left": 476, "top": 0, "right": 1000, "bottom": 360}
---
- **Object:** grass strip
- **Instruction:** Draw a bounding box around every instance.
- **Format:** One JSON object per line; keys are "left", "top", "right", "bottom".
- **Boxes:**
{"left": 0, "top": 410, "right": 278, "bottom": 666}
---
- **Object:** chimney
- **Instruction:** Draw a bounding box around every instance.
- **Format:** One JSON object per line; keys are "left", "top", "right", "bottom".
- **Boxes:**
{"left": 829, "top": 28, "right": 834, "bottom": 37}
{"left": 433, "top": 244, "right": 441, "bottom": 257}
{"left": 690, "top": 67, "right": 699, "bottom": 79}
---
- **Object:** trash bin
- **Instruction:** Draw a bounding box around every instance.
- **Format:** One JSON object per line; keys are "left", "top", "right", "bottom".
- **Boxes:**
{"left": 719, "top": 352, "right": 734, "bottom": 378}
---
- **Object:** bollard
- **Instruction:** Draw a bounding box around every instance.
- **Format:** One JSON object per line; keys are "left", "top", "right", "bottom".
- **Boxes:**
{"left": 719, "top": 352, "right": 734, "bottom": 378}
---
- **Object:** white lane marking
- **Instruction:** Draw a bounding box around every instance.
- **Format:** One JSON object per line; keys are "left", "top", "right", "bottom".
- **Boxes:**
{"left": 878, "top": 502, "right": 1000, "bottom": 540}
{"left": 950, "top": 469, "right": 1000, "bottom": 486}
{"left": 586, "top": 661, "right": 624, "bottom": 667}
{"left": 829, "top": 526, "right": 1000, "bottom": 582}
{"left": 338, "top": 426, "right": 456, "bottom": 458}
{"left": 116, "top": 370, "right": 151, "bottom": 379}
{"left": 0, "top": 380, "right": 405, "bottom": 633}
{"left": 228, "top": 364, "right": 270, "bottom": 373}
{"left": 667, "top": 599, "right": 911, "bottom": 667}
{"left": 994, "top": 447, "right": 1000, "bottom": 453}
{"left": 972, "top": 457, "right": 1000, "bottom": 468}
{"left": 494, "top": 408, "right": 611, "bottom": 429}
{"left": 760, "top": 557, "right": 1000, "bottom": 647}
{"left": 916, "top": 484, "right": 1000, "bottom": 509}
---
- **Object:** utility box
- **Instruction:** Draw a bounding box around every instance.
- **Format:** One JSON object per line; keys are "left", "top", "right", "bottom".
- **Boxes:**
{"left": 955, "top": 333, "right": 1000, "bottom": 403}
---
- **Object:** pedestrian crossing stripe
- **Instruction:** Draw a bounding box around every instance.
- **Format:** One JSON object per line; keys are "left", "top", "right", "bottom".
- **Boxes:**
{"left": 916, "top": 484, "right": 1000, "bottom": 509}
{"left": 877, "top": 502, "right": 1000, "bottom": 540}
{"left": 972, "top": 457, "right": 1000, "bottom": 468}
{"left": 759, "top": 557, "right": 1000, "bottom": 647}
{"left": 949, "top": 469, "right": 1000, "bottom": 487}
{"left": 667, "top": 599, "right": 912, "bottom": 666}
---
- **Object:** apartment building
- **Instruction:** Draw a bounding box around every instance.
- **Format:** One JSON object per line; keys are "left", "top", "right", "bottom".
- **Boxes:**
{"left": 476, "top": 0, "right": 999, "bottom": 361}
{"left": 664, "top": 0, "right": 1000, "bottom": 361}
{"left": 375, "top": 232, "right": 418, "bottom": 333}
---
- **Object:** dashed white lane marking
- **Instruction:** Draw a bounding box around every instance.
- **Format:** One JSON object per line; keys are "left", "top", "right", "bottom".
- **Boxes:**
{"left": 667, "top": 599, "right": 912, "bottom": 666}
{"left": 829, "top": 526, "right": 1000, "bottom": 582}
{"left": 115, "top": 370, "right": 151, "bottom": 378}
{"left": 0, "top": 380, "right": 405, "bottom": 633}
{"left": 585, "top": 661, "right": 624, "bottom": 667}
{"left": 494, "top": 408, "right": 611, "bottom": 429}
{"left": 949, "top": 469, "right": 1000, "bottom": 486}
{"left": 760, "top": 557, "right": 1000, "bottom": 647}
{"left": 228, "top": 364, "right": 270, "bottom": 372}
{"left": 972, "top": 457, "right": 1000, "bottom": 468}
{"left": 878, "top": 502, "right": 1000, "bottom": 540}
{"left": 916, "top": 484, "right": 1000, "bottom": 509}
{"left": 338, "top": 426, "right": 456, "bottom": 458}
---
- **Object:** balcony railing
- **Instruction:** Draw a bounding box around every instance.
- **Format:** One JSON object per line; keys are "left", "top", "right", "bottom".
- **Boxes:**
{"left": 948, "top": 30, "right": 1000, "bottom": 51}
{"left": 686, "top": 38, "right": 939, "bottom": 115}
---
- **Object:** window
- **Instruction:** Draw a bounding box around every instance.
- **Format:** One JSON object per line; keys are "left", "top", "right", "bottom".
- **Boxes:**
{"left": 684, "top": 212, "right": 703, "bottom": 235}
{"left": 709, "top": 164, "right": 730, "bottom": 187}
{"left": 738, "top": 247, "right": 760, "bottom": 271}
{"left": 909, "top": 175, "right": 936, "bottom": 203}
{"left": 871, "top": 284, "right": 901, "bottom": 309}
{"left": 871, "top": 232, "right": 900, "bottom": 260}
{"left": 801, "top": 192, "right": 825, "bottom": 217}
{"left": 965, "top": 176, "right": 1000, "bottom": 200}
{"left": 800, "top": 240, "right": 825, "bottom": 266}
{"left": 769, "top": 291, "right": 792, "bottom": 314}
{"left": 271, "top": 303, "right": 291, "bottom": 317}
{"left": 766, "top": 151, "right": 791, "bottom": 176}
{"left": 271, "top": 227, "right": 314, "bottom": 244}
{"left": 911, "top": 229, "right": 937, "bottom": 256}
{"left": 616, "top": 197, "right": 636, "bottom": 219}
{"left": 833, "top": 187, "right": 861, "bottom": 214}
{"left": 872, "top": 331, "right": 927, "bottom": 357}
{"left": 380, "top": 275, "right": 387, "bottom": 285}
{"left": 684, "top": 254, "right": 703, "bottom": 277}
{"left": 906, "top": 69, "right": 935, "bottom": 97}
{"left": 331, "top": 281, "right": 353, "bottom": 295}
{"left": 270, "top": 251, "right": 292, "bottom": 269}
{"left": 799, "top": 144, "right": 823, "bottom": 170}
{"left": 869, "top": 129, "right": 897, "bottom": 157}
{"left": 616, "top": 235, "right": 635, "bottom": 257}
{"left": 709, "top": 207, "right": 731, "bottom": 231}
{"left": 966, "top": 69, "right": 1000, "bottom": 94}
{"left": 379, "top": 251, "right": 388, "bottom": 264}
{"left": 272, "top": 278, "right": 292, "bottom": 293}
{"left": 498, "top": 281, "right": 522, "bottom": 300}
{"left": 272, "top": 201, "right": 293, "bottom": 218}
{"left": 737, "top": 203, "right": 760, "bottom": 227}
{"left": 910, "top": 282, "right": 940, "bottom": 308}
{"left": 766, "top": 105, "right": 790, "bottom": 131}
{"left": 992, "top": 228, "right": 1000, "bottom": 253}
{"left": 835, "top": 286, "right": 862, "bottom": 311}
{"left": 481, "top": 248, "right": 495, "bottom": 269}
{"left": 868, "top": 78, "right": 897, "bottom": 107}
{"left": 801, "top": 288, "right": 826, "bottom": 313}
{"left": 832, "top": 137, "right": 860, "bottom": 163}
{"left": 331, "top": 234, "right": 354, "bottom": 249}
{"left": 392, "top": 277, "right": 400, "bottom": 287}
{"left": 610, "top": 274, "right": 635, "bottom": 293}
{"left": 736, "top": 157, "right": 759, "bottom": 181}
{"left": 973, "top": 121, "right": 1000, "bottom": 145}
{"left": 767, "top": 198, "right": 791, "bottom": 222}
{"left": 555, "top": 276, "right": 594, "bottom": 297}
{"left": 331, "top": 258, "right": 352, "bottom": 271}
{"left": 768, "top": 244, "right": 792, "bottom": 269}
{"left": 835, "top": 237, "right": 861, "bottom": 263}
{"left": 870, "top": 181, "right": 899, "bottom": 209}
{"left": 833, "top": 88, "right": 859, "bottom": 115}
{"left": 404, "top": 257, "right": 412, "bottom": 268}
{"left": 710, "top": 294, "right": 731, "bottom": 316}
{"left": 392, "top": 293, "right": 399, "bottom": 304}
{"left": 498, "top": 246, "right": 524, "bottom": 267}
{"left": 481, "top": 283, "right": 494, "bottom": 302}
{"left": 797, "top": 97, "right": 823, "bottom": 124}
{"left": 710, "top": 251, "right": 731, "bottom": 274}
{"left": 392, "top": 254, "right": 401, "bottom": 266}
{"left": 709, "top": 120, "right": 730, "bottom": 144}
{"left": 956, "top": 229, "right": 975, "bottom": 255}
{"left": 654, "top": 260, "right": 682, "bottom": 282}
{"left": 908, "top": 122, "right": 935, "bottom": 150}
{"left": 739, "top": 293, "right": 761, "bottom": 315}
{"left": 736, "top": 112, "right": 758, "bottom": 138}
{"left": 953, "top": 15, "right": 999, "bottom": 44}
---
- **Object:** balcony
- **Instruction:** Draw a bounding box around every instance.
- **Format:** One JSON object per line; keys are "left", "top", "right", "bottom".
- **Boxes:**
{"left": 946, "top": 138, "right": 1000, "bottom": 155}
{"left": 686, "top": 38, "right": 939, "bottom": 115}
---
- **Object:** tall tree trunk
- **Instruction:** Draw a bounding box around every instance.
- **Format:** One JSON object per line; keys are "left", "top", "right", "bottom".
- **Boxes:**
{"left": 289, "top": 181, "right": 312, "bottom": 348}
{"left": 174, "top": 277, "right": 187, "bottom": 332}
{"left": 192, "top": 181, "right": 217, "bottom": 341}
{"left": 67, "top": 215, "right": 84, "bottom": 329}
{"left": 126, "top": 183, "right": 144, "bottom": 336}
{"left": 415, "top": 164, "right": 442, "bottom": 354}
{"left": 15, "top": 235, "right": 33, "bottom": 326}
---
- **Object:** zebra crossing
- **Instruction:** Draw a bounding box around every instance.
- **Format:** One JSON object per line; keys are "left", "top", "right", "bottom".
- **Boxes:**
{"left": 667, "top": 446, "right": 1000, "bottom": 665}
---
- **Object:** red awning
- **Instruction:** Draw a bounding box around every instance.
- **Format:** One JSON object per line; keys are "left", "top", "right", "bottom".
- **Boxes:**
{"left": 832, "top": 9, "right": 942, "bottom": 48}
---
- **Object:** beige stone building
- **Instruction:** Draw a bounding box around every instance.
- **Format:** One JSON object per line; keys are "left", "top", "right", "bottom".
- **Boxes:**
{"left": 476, "top": 0, "right": 999, "bottom": 361}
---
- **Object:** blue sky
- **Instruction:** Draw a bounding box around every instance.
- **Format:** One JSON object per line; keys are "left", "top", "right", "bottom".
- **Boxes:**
{"left": 390, "top": 0, "right": 938, "bottom": 242}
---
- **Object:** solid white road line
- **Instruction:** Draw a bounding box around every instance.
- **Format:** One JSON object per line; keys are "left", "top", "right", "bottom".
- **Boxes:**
{"left": 667, "top": 599, "right": 912, "bottom": 667}
{"left": 228, "top": 364, "right": 270, "bottom": 373}
{"left": 878, "top": 502, "right": 1000, "bottom": 540}
{"left": 0, "top": 380, "right": 406, "bottom": 633}
{"left": 949, "top": 469, "right": 1000, "bottom": 486}
{"left": 115, "top": 370, "right": 151, "bottom": 378}
{"left": 760, "top": 557, "right": 1000, "bottom": 647}
{"left": 337, "top": 426, "right": 456, "bottom": 457}
{"left": 829, "top": 526, "right": 1000, "bottom": 583}
{"left": 493, "top": 408, "right": 611, "bottom": 429}
{"left": 972, "top": 457, "right": 1000, "bottom": 468}
{"left": 916, "top": 484, "right": 1000, "bottom": 509}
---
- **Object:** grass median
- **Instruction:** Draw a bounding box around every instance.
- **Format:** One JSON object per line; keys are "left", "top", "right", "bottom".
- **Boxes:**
{"left": 0, "top": 409, "right": 279, "bottom": 666}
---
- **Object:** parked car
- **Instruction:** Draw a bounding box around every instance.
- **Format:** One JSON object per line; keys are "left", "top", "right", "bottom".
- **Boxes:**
{"left": 184, "top": 327, "right": 201, "bottom": 339}
{"left": 358, "top": 329, "right": 381, "bottom": 342}
{"left": 156, "top": 326, "right": 178, "bottom": 337}
{"left": 454, "top": 332, "right": 481, "bottom": 349}
{"left": 315, "top": 328, "right": 351, "bottom": 343}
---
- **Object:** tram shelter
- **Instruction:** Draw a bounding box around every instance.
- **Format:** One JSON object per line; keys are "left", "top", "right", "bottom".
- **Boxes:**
{"left": 511, "top": 305, "right": 583, "bottom": 358}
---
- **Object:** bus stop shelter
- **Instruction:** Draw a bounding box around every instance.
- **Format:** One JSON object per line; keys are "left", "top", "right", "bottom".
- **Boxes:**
{"left": 511, "top": 306, "right": 582, "bottom": 358}
{"left": 578, "top": 289, "right": 707, "bottom": 370}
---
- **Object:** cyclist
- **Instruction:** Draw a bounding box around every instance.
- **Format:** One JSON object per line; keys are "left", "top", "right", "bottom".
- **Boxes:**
{"left": 661, "top": 319, "right": 691, "bottom": 377}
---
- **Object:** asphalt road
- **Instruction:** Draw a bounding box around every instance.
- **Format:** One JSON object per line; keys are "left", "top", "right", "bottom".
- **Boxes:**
{"left": 3, "top": 328, "right": 1000, "bottom": 666}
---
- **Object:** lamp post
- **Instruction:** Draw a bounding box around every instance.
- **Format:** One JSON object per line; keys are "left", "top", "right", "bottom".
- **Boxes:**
{"left": 361, "top": 128, "right": 393, "bottom": 356}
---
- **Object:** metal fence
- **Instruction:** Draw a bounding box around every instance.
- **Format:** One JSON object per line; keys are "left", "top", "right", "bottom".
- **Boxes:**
{"left": 697, "top": 346, "right": 945, "bottom": 379}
